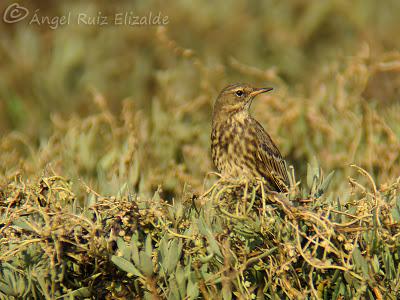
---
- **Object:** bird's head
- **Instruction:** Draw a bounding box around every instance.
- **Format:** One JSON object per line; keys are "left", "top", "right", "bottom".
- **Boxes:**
{"left": 213, "top": 83, "right": 273, "bottom": 121}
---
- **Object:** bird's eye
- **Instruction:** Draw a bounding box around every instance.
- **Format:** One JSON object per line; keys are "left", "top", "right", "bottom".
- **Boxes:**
{"left": 235, "top": 90, "right": 244, "bottom": 97}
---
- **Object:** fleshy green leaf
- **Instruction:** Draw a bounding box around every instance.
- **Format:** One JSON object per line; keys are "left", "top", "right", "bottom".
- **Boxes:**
{"left": 111, "top": 256, "right": 144, "bottom": 278}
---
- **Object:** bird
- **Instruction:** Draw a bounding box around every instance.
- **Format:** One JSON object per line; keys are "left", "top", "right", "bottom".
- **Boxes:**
{"left": 211, "top": 83, "right": 289, "bottom": 192}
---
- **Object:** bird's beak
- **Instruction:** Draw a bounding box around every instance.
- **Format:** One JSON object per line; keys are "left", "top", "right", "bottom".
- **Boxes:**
{"left": 249, "top": 87, "right": 273, "bottom": 98}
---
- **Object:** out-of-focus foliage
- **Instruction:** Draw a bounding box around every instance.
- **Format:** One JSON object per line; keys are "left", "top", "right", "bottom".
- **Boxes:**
{"left": 0, "top": 0, "right": 400, "bottom": 299}
{"left": 0, "top": 0, "right": 399, "bottom": 193}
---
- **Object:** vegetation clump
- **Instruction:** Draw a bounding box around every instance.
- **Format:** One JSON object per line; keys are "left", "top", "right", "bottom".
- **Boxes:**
{"left": 1, "top": 158, "right": 400, "bottom": 298}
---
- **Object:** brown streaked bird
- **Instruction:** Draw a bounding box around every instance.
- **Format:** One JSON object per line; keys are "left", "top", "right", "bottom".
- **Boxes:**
{"left": 211, "top": 83, "right": 289, "bottom": 192}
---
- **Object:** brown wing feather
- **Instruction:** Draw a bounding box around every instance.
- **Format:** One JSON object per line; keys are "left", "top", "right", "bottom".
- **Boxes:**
{"left": 252, "top": 119, "right": 290, "bottom": 192}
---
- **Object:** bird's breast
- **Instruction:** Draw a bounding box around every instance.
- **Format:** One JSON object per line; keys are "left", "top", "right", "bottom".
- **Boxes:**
{"left": 211, "top": 117, "right": 258, "bottom": 178}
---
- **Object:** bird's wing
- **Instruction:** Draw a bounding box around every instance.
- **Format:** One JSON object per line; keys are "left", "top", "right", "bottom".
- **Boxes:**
{"left": 252, "top": 119, "right": 290, "bottom": 192}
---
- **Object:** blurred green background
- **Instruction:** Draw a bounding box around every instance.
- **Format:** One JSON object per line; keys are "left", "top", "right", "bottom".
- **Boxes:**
{"left": 0, "top": 0, "right": 399, "bottom": 198}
